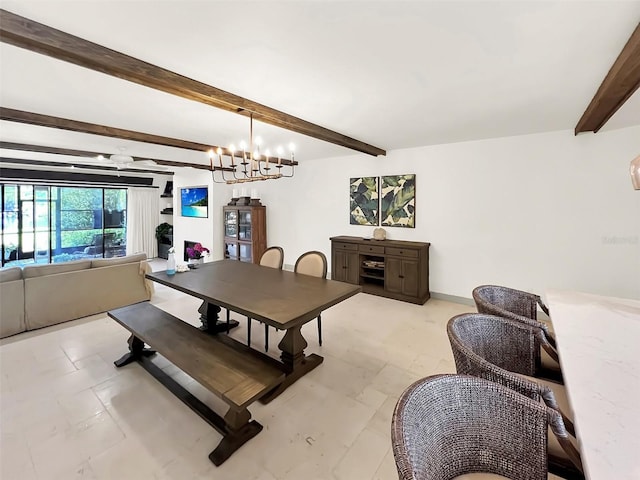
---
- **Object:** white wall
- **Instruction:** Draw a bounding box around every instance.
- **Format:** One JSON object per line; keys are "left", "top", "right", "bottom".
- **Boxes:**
{"left": 173, "top": 126, "right": 640, "bottom": 300}
{"left": 169, "top": 169, "right": 219, "bottom": 263}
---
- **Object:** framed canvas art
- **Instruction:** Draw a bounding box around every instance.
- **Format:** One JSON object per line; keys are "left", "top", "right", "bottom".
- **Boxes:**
{"left": 180, "top": 186, "right": 208, "bottom": 218}
{"left": 349, "top": 177, "right": 379, "bottom": 225}
{"left": 380, "top": 174, "right": 415, "bottom": 228}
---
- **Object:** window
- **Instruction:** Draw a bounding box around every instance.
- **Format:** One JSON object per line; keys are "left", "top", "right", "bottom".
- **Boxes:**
{"left": 0, "top": 184, "right": 127, "bottom": 267}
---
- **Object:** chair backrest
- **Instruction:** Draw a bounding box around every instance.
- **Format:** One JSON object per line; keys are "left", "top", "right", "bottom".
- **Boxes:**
{"left": 447, "top": 313, "right": 544, "bottom": 400}
{"left": 294, "top": 251, "right": 327, "bottom": 279}
{"left": 473, "top": 284, "right": 547, "bottom": 320}
{"left": 473, "top": 285, "right": 554, "bottom": 344}
{"left": 392, "top": 374, "right": 554, "bottom": 480}
{"left": 260, "top": 246, "right": 284, "bottom": 269}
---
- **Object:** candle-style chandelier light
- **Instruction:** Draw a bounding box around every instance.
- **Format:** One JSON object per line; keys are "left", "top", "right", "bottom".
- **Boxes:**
{"left": 209, "top": 114, "right": 297, "bottom": 184}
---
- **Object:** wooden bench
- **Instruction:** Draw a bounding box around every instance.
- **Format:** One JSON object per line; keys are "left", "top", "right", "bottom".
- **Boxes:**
{"left": 108, "top": 301, "right": 285, "bottom": 466}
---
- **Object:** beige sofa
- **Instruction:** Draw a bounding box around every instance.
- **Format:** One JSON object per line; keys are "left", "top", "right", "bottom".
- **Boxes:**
{"left": 0, "top": 253, "right": 153, "bottom": 338}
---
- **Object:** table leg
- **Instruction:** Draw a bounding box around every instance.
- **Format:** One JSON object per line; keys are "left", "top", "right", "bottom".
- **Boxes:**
{"left": 198, "top": 300, "right": 239, "bottom": 334}
{"left": 259, "top": 324, "right": 323, "bottom": 404}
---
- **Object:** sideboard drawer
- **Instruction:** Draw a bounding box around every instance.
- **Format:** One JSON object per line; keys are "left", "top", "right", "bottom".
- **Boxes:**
{"left": 334, "top": 242, "right": 358, "bottom": 251}
{"left": 385, "top": 247, "right": 418, "bottom": 258}
{"left": 359, "top": 244, "right": 385, "bottom": 254}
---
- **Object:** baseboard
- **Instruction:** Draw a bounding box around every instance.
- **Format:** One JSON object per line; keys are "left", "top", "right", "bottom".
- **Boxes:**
{"left": 430, "top": 292, "right": 475, "bottom": 306}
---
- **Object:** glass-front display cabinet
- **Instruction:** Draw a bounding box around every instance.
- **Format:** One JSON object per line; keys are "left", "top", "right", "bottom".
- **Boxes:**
{"left": 222, "top": 205, "right": 266, "bottom": 264}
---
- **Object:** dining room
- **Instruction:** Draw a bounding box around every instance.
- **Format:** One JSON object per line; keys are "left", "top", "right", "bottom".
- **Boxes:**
{"left": 1, "top": 2, "right": 639, "bottom": 479}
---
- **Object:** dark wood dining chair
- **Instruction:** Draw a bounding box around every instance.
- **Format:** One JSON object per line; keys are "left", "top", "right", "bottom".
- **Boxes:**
{"left": 392, "top": 374, "right": 581, "bottom": 480}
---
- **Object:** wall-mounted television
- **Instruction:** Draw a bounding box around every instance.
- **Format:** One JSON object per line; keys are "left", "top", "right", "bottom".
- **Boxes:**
{"left": 180, "top": 186, "right": 208, "bottom": 218}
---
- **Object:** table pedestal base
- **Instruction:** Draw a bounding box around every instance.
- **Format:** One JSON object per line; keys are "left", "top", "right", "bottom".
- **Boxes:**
{"left": 260, "top": 353, "right": 323, "bottom": 404}
{"left": 198, "top": 301, "right": 239, "bottom": 334}
{"left": 258, "top": 324, "right": 323, "bottom": 403}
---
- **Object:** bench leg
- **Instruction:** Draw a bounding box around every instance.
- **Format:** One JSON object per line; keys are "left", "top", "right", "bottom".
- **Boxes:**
{"left": 114, "top": 334, "right": 156, "bottom": 367}
{"left": 133, "top": 355, "right": 263, "bottom": 466}
{"left": 208, "top": 408, "right": 262, "bottom": 466}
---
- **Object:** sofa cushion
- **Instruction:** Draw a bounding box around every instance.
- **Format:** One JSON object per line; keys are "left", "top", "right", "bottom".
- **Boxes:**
{"left": 23, "top": 259, "right": 92, "bottom": 278}
{"left": 91, "top": 252, "right": 147, "bottom": 268}
{"left": 0, "top": 266, "right": 23, "bottom": 283}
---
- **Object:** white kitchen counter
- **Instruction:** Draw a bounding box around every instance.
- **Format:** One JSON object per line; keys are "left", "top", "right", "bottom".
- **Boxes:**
{"left": 546, "top": 289, "right": 640, "bottom": 480}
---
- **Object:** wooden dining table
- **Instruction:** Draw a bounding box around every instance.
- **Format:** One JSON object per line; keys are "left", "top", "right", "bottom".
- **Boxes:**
{"left": 146, "top": 259, "right": 362, "bottom": 401}
{"left": 546, "top": 289, "right": 640, "bottom": 480}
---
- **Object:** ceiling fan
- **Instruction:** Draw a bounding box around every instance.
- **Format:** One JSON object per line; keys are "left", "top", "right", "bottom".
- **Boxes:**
{"left": 102, "top": 149, "right": 168, "bottom": 171}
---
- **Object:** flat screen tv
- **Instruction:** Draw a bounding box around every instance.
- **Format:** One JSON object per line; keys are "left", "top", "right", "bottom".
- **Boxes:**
{"left": 180, "top": 186, "right": 208, "bottom": 218}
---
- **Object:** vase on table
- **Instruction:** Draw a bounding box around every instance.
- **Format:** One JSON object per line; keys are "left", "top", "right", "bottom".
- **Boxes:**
{"left": 188, "top": 257, "right": 204, "bottom": 268}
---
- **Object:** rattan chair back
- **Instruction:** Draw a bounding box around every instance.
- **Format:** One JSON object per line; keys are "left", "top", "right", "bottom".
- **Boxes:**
{"left": 392, "top": 374, "right": 562, "bottom": 480}
{"left": 448, "top": 312, "right": 540, "bottom": 377}
{"left": 473, "top": 284, "right": 556, "bottom": 344}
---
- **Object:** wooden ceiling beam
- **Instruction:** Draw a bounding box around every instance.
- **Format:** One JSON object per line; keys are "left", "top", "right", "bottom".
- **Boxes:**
{"left": 575, "top": 22, "right": 640, "bottom": 134}
{"left": 0, "top": 140, "right": 182, "bottom": 167}
{"left": 0, "top": 107, "right": 215, "bottom": 151}
{"left": 0, "top": 108, "right": 297, "bottom": 167}
{"left": 0, "top": 156, "right": 172, "bottom": 175}
{"left": 1, "top": 141, "right": 101, "bottom": 158}
{"left": 0, "top": 9, "right": 385, "bottom": 157}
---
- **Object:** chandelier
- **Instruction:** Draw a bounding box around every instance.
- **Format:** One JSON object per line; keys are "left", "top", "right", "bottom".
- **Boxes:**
{"left": 209, "top": 114, "right": 297, "bottom": 184}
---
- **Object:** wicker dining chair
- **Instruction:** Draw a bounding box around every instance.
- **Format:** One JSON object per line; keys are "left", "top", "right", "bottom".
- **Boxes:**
{"left": 246, "top": 246, "right": 284, "bottom": 351}
{"left": 294, "top": 251, "right": 328, "bottom": 346}
{"left": 391, "top": 374, "right": 580, "bottom": 480}
{"left": 473, "top": 285, "right": 562, "bottom": 383}
{"left": 447, "top": 313, "right": 583, "bottom": 479}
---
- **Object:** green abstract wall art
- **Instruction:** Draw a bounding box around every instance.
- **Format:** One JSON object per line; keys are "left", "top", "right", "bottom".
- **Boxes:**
{"left": 380, "top": 174, "right": 416, "bottom": 228}
{"left": 350, "top": 177, "right": 379, "bottom": 225}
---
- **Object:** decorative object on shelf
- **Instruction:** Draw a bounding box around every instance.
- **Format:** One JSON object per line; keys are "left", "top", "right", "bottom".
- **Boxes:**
{"left": 631, "top": 154, "right": 640, "bottom": 190}
{"left": 209, "top": 114, "right": 298, "bottom": 184}
{"left": 350, "top": 177, "right": 379, "bottom": 225}
{"left": 228, "top": 188, "right": 239, "bottom": 206}
{"left": 373, "top": 227, "right": 387, "bottom": 240}
{"left": 249, "top": 189, "right": 262, "bottom": 206}
{"left": 160, "top": 200, "right": 173, "bottom": 215}
{"left": 380, "top": 174, "right": 416, "bottom": 228}
{"left": 161, "top": 180, "right": 173, "bottom": 198}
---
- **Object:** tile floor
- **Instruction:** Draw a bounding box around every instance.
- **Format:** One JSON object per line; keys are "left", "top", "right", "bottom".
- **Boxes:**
{"left": 0, "top": 260, "right": 474, "bottom": 480}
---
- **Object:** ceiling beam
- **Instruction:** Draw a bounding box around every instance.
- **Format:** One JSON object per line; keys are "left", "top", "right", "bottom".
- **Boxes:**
{"left": 0, "top": 108, "right": 297, "bottom": 167}
{"left": 575, "top": 22, "right": 640, "bottom": 134}
{"left": 1, "top": 141, "right": 112, "bottom": 159}
{"left": 0, "top": 9, "right": 386, "bottom": 157}
{"left": 0, "top": 107, "right": 215, "bottom": 151}
{"left": 0, "top": 156, "right": 172, "bottom": 175}
{"left": 0, "top": 140, "right": 194, "bottom": 169}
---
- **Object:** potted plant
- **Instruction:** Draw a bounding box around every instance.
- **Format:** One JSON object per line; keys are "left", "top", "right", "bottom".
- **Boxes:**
{"left": 156, "top": 222, "right": 173, "bottom": 259}
{"left": 186, "top": 242, "right": 209, "bottom": 266}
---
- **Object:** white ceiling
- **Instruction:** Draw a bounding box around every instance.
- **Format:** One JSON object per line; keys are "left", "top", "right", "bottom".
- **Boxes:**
{"left": 1, "top": 0, "right": 639, "bottom": 170}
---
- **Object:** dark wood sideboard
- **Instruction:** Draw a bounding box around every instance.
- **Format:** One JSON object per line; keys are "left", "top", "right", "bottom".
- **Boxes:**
{"left": 330, "top": 236, "right": 430, "bottom": 304}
